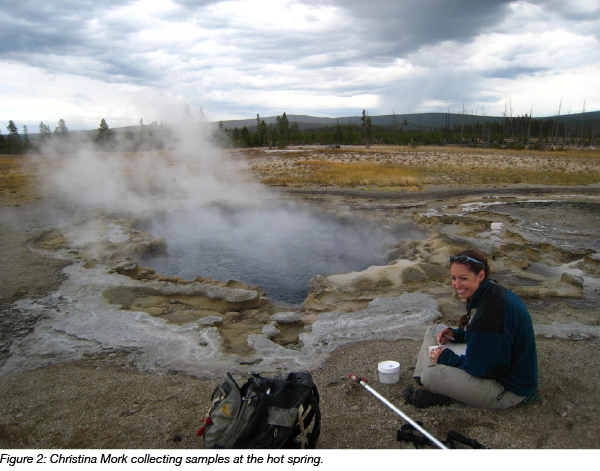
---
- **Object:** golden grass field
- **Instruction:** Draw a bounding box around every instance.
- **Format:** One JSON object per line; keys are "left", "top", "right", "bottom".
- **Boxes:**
{"left": 2, "top": 145, "right": 600, "bottom": 206}
{"left": 248, "top": 145, "right": 600, "bottom": 189}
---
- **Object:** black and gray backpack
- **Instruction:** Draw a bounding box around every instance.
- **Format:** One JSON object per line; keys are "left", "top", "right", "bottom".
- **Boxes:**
{"left": 198, "top": 372, "right": 321, "bottom": 449}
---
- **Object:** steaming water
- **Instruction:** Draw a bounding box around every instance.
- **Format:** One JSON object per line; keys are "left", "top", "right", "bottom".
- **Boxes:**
{"left": 144, "top": 205, "right": 420, "bottom": 304}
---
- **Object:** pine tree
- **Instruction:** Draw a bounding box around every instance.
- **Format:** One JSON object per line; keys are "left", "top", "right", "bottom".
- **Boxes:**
{"left": 240, "top": 126, "right": 250, "bottom": 147}
{"left": 98, "top": 118, "right": 109, "bottom": 133}
{"left": 257, "top": 120, "right": 267, "bottom": 147}
{"left": 23, "top": 125, "right": 29, "bottom": 150}
{"left": 38, "top": 122, "right": 51, "bottom": 145}
{"left": 54, "top": 119, "right": 68, "bottom": 134}
{"left": 39, "top": 122, "right": 51, "bottom": 134}
{"left": 277, "top": 112, "right": 290, "bottom": 144}
{"left": 97, "top": 119, "right": 110, "bottom": 148}
{"left": 6, "top": 120, "right": 22, "bottom": 154}
{"left": 7, "top": 120, "right": 19, "bottom": 136}
{"left": 361, "top": 110, "right": 372, "bottom": 147}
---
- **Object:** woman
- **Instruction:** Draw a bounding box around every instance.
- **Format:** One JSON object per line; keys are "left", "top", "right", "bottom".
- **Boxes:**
{"left": 404, "top": 249, "right": 539, "bottom": 409}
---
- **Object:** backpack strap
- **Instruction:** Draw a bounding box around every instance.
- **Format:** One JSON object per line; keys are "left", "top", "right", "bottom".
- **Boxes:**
{"left": 304, "top": 389, "right": 321, "bottom": 449}
{"left": 288, "top": 376, "right": 321, "bottom": 449}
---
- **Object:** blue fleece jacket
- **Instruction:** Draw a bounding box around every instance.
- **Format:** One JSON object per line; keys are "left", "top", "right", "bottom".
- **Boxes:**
{"left": 438, "top": 279, "right": 539, "bottom": 397}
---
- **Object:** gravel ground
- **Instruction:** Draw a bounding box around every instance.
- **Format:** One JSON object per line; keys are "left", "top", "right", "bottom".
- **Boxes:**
{"left": 0, "top": 335, "right": 598, "bottom": 449}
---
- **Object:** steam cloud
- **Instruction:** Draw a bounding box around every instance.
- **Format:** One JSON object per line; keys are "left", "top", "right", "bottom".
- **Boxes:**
{"left": 41, "top": 119, "right": 268, "bottom": 213}
{"left": 35, "top": 115, "right": 410, "bottom": 303}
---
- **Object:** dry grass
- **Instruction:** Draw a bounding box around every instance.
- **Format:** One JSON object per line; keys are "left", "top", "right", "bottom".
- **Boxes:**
{"left": 0, "top": 155, "right": 40, "bottom": 204}
{"left": 261, "top": 160, "right": 424, "bottom": 189}
{"left": 2, "top": 147, "right": 599, "bottom": 205}
{"left": 322, "top": 144, "right": 600, "bottom": 159}
{"left": 250, "top": 146, "right": 600, "bottom": 189}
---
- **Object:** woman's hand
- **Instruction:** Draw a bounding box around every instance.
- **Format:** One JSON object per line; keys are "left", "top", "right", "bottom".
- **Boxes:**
{"left": 436, "top": 328, "right": 455, "bottom": 344}
{"left": 429, "top": 345, "right": 445, "bottom": 364}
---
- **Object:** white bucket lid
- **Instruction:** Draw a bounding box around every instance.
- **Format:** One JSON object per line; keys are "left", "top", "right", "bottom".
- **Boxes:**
{"left": 378, "top": 361, "right": 400, "bottom": 373}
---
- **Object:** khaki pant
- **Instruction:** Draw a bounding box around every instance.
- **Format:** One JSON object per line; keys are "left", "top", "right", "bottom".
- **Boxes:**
{"left": 414, "top": 326, "right": 525, "bottom": 409}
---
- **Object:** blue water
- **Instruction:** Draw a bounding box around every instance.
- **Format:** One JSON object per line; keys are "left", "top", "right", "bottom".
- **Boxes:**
{"left": 143, "top": 204, "right": 421, "bottom": 305}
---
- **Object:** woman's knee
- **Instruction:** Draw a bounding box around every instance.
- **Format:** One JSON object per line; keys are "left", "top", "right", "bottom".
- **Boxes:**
{"left": 420, "top": 365, "right": 446, "bottom": 394}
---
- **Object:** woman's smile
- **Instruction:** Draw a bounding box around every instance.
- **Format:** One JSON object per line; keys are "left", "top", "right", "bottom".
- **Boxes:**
{"left": 450, "top": 263, "right": 485, "bottom": 299}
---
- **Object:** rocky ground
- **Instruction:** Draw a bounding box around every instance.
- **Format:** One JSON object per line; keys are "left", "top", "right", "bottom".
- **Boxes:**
{"left": 1, "top": 147, "right": 600, "bottom": 449}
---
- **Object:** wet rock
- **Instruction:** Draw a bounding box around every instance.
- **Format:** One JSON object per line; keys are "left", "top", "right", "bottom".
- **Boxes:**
{"left": 308, "top": 275, "right": 328, "bottom": 296}
{"left": 114, "top": 260, "right": 139, "bottom": 275}
{"left": 224, "top": 280, "right": 264, "bottom": 297}
{"left": 303, "top": 260, "right": 447, "bottom": 312}
{"left": 197, "top": 316, "right": 223, "bottom": 326}
{"left": 137, "top": 269, "right": 155, "bottom": 280}
{"left": 561, "top": 273, "right": 584, "bottom": 288}
{"left": 387, "top": 240, "right": 421, "bottom": 262}
{"left": 153, "top": 282, "right": 261, "bottom": 308}
{"left": 271, "top": 312, "right": 300, "bottom": 324}
{"left": 261, "top": 323, "right": 280, "bottom": 339}
{"left": 298, "top": 292, "right": 439, "bottom": 354}
{"left": 132, "top": 238, "right": 167, "bottom": 257}
{"left": 512, "top": 280, "right": 583, "bottom": 299}
{"left": 576, "top": 254, "right": 600, "bottom": 275}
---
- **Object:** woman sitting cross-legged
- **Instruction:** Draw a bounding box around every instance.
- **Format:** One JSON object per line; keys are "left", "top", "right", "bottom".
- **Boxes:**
{"left": 404, "top": 249, "right": 539, "bottom": 409}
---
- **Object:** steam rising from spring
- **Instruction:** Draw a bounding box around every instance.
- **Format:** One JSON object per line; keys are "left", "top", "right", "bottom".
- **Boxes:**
{"left": 38, "top": 116, "right": 409, "bottom": 303}
{"left": 43, "top": 119, "right": 268, "bottom": 212}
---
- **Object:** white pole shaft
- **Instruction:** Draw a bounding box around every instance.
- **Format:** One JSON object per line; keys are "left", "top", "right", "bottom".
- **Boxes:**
{"left": 359, "top": 380, "right": 448, "bottom": 449}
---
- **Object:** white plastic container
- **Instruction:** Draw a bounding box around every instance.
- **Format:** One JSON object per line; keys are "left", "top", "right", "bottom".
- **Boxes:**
{"left": 378, "top": 361, "right": 401, "bottom": 384}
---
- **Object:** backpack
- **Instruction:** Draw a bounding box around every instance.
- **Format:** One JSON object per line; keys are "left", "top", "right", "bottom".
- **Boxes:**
{"left": 198, "top": 372, "right": 321, "bottom": 449}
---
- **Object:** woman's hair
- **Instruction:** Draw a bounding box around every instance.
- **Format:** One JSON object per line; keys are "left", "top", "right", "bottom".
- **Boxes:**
{"left": 451, "top": 248, "right": 490, "bottom": 280}
{"left": 452, "top": 248, "right": 490, "bottom": 329}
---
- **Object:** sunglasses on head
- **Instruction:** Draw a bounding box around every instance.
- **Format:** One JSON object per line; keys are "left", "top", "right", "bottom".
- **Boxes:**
{"left": 449, "top": 255, "right": 485, "bottom": 268}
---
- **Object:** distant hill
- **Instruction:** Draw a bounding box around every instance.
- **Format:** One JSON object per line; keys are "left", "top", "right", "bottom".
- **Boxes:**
{"left": 218, "top": 110, "right": 600, "bottom": 131}
{"left": 24, "top": 110, "right": 600, "bottom": 138}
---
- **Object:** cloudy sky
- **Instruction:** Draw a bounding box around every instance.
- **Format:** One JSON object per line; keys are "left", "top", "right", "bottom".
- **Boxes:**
{"left": 1, "top": 0, "right": 599, "bottom": 131}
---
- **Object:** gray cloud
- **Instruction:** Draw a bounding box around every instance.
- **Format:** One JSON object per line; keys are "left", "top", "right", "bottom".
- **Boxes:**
{"left": 1, "top": 0, "right": 598, "bottom": 129}
{"left": 298, "top": 0, "right": 515, "bottom": 58}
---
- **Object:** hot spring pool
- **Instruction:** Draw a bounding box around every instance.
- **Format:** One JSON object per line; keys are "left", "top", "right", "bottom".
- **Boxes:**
{"left": 143, "top": 204, "right": 422, "bottom": 304}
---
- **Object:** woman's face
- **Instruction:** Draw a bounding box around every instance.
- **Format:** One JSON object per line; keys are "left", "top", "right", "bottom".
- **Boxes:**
{"left": 450, "top": 263, "right": 485, "bottom": 299}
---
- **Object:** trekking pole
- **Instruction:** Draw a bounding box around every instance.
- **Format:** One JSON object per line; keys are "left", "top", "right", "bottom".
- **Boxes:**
{"left": 348, "top": 373, "right": 448, "bottom": 450}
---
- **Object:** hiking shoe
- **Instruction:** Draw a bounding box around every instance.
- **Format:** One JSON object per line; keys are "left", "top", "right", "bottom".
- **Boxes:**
{"left": 403, "top": 387, "right": 455, "bottom": 408}
{"left": 520, "top": 393, "right": 540, "bottom": 405}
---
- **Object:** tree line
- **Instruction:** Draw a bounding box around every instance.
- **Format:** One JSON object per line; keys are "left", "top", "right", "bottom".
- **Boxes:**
{"left": 224, "top": 110, "right": 599, "bottom": 150}
{"left": 0, "top": 118, "right": 179, "bottom": 154}
{"left": 2, "top": 108, "right": 599, "bottom": 155}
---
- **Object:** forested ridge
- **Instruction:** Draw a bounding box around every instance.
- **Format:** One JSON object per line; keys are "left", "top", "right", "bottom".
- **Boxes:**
{"left": 2, "top": 108, "right": 600, "bottom": 154}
